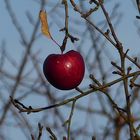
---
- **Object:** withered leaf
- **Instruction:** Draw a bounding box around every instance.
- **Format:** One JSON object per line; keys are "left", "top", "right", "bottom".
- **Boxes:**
{"left": 39, "top": 10, "right": 51, "bottom": 38}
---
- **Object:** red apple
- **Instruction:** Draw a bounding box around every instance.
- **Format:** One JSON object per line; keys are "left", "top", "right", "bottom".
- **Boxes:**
{"left": 43, "top": 50, "right": 85, "bottom": 90}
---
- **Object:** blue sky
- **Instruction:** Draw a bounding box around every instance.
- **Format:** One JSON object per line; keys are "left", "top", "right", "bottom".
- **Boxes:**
{"left": 1, "top": 0, "right": 140, "bottom": 139}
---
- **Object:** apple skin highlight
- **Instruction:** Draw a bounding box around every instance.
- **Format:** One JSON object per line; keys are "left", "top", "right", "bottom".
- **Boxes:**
{"left": 43, "top": 50, "right": 85, "bottom": 90}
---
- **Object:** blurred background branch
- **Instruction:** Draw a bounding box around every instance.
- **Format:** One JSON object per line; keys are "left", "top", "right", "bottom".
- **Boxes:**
{"left": 0, "top": 0, "right": 140, "bottom": 140}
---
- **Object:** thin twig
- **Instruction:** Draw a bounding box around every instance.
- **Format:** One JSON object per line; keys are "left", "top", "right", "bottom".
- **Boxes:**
{"left": 67, "top": 100, "right": 76, "bottom": 140}
{"left": 10, "top": 71, "right": 140, "bottom": 114}
{"left": 46, "top": 127, "right": 57, "bottom": 140}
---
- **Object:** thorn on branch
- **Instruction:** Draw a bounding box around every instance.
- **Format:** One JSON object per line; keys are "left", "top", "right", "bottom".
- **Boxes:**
{"left": 89, "top": 84, "right": 98, "bottom": 89}
{"left": 124, "top": 49, "right": 129, "bottom": 58}
{"left": 81, "top": 5, "right": 99, "bottom": 18}
{"left": 127, "top": 67, "right": 132, "bottom": 75}
{"left": 38, "top": 123, "right": 43, "bottom": 140}
{"left": 111, "top": 61, "right": 123, "bottom": 72}
{"left": 62, "top": 120, "right": 69, "bottom": 127}
{"left": 134, "top": 57, "right": 138, "bottom": 63}
{"left": 129, "top": 73, "right": 139, "bottom": 89}
{"left": 89, "top": 74, "right": 101, "bottom": 86}
{"left": 46, "top": 127, "right": 57, "bottom": 140}
{"left": 112, "top": 71, "right": 122, "bottom": 76}
{"left": 59, "top": 27, "right": 66, "bottom": 32}
{"left": 31, "top": 123, "right": 43, "bottom": 140}
{"left": 10, "top": 96, "right": 34, "bottom": 114}
{"left": 60, "top": 27, "right": 79, "bottom": 44}
{"left": 68, "top": 34, "right": 79, "bottom": 43}
{"left": 75, "top": 87, "right": 84, "bottom": 94}
{"left": 136, "top": 15, "right": 140, "bottom": 19}
{"left": 104, "top": 29, "right": 110, "bottom": 36}
{"left": 89, "top": 0, "right": 99, "bottom": 5}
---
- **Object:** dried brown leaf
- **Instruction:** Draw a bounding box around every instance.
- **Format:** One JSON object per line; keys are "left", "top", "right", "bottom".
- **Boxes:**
{"left": 39, "top": 10, "right": 51, "bottom": 38}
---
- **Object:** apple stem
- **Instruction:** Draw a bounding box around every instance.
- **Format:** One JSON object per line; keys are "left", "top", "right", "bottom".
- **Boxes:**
{"left": 50, "top": 36, "right": 61, "bottom": 48}
{"left": 50, "top": 36, "right": 64, "bottom": 54}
